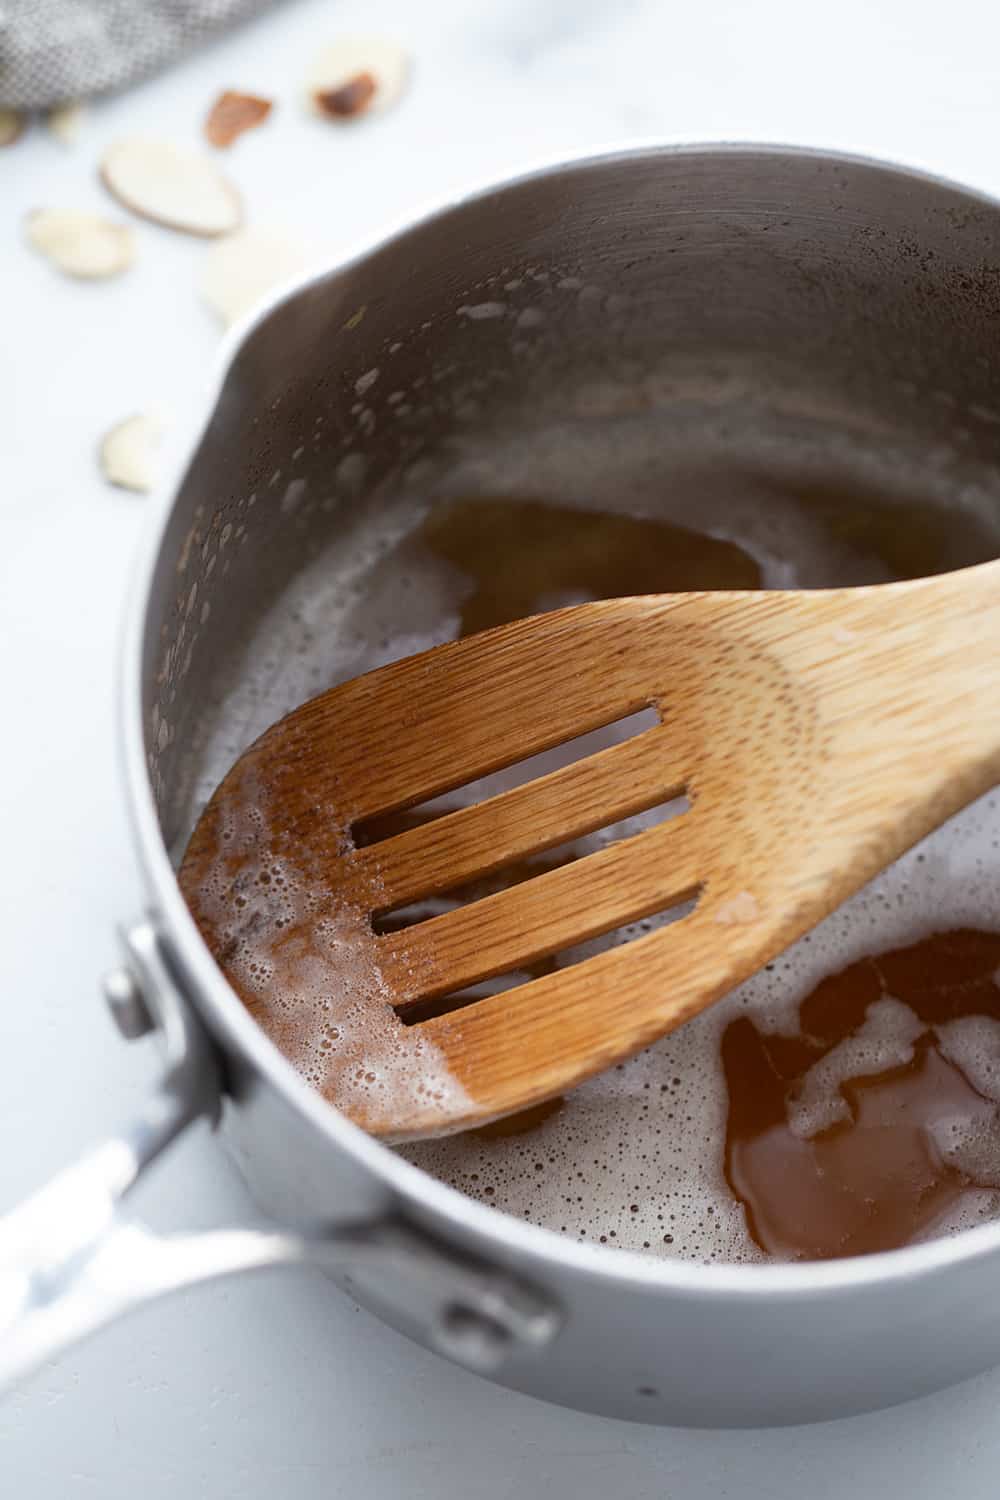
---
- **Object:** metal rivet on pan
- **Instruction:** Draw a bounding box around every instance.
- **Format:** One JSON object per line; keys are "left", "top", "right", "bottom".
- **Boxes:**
{"left": 103, "top": 966, "right": 155, "bottom": 1040}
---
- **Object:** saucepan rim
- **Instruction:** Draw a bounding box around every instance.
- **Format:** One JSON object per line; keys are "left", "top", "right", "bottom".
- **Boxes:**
{"left": 121, "top": 139, "right": 1000, "bottom": 1298}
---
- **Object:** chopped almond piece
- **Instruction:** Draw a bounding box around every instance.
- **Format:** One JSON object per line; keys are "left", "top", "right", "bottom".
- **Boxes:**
{"left": 306, "top": 40, "right": 409, "bottom": 121}
{"left": 26, "top": 208, "right": 135, "bottom": 279}
{"left": 315, "top": 72, "right": 376, "bottom": 118}
{"left": 100, "top": 410, "right": 169, "bottom": 493}
{"left": 204, "top": 90, "right": 273, "bottom": 148}
{"left": 100, "top": 137, "right": 242, "bottom": 237}
{"left": 199, "top": 226, "right": 314, "bottom": 327}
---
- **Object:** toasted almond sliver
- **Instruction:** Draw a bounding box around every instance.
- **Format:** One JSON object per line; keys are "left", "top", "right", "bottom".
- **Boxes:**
{"left": 0, "top": 109, "right": 24, "bottom": 147}
{"left": 47, "top": 101, "right": 87, "bottom": 145}
{"left": 204, "top": 89, "right": 273, "bottom": 147}
{"left": 316, "top": 72, "right": 377, "bottom": 118}
{"left": 306, "top": 39, "right": 409, "bottom": 121}
{"left": 199, "top": 226, "right": 315, "bottom": 327}
{"left": 100, "top": 410, "right": 169, "bottom": 493}
{"left": 26, "top": 208, "right": 135, "bottom": 279}
{"left": 100, "top": 137, "right": 242, "bottom": 237}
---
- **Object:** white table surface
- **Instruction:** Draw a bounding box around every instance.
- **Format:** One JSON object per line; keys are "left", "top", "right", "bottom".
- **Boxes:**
{"left": 4, "top": 0, "right": 1000, "bottom": 1493}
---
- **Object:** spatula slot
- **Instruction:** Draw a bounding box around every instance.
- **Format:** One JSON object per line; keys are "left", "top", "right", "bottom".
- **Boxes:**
{"left": 395, "top": 892, "right": 700, "bottom": 1025}
{"left": 377, "top": 812, "right": 702, "bottom": 1009}
{"left": 372, "top": 793, "right": 690, "bottom": 933}
{"left": 349, "top": 715, "right": 690, "bottom": 919}
{"left": 353, "top": 706, "right": 661, "bottom": 847}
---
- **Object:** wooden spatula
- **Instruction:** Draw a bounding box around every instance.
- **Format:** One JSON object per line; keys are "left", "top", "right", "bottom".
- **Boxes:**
{"left": 180, "top": 560, "right": 1000, "bottom": 1139}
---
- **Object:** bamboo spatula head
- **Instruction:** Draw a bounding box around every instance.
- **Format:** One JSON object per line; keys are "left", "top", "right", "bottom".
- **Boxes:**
{"left": 179, "top": 563, "right": 1000, "bottom": 1139}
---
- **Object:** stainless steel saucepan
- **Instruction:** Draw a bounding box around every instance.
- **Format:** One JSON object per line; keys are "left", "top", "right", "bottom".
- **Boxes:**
{"left": 5, "top": 145, "right": 1000, "bottom": 1427}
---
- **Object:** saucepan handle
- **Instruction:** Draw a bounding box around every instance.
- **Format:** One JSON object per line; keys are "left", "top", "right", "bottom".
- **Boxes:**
{"left": 0, "top": 918, "right": 318, "bottom": 1393}
{"left": 0, "top": 1077, "right": 316, "bottom": 1392}
{"left": 0, "top": 919, "right": 559, "bottom": 1392}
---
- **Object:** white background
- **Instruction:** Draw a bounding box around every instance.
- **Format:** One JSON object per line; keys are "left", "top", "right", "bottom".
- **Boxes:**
{"left": 4, "top": 0, "right": 1000, "bottom": 1493}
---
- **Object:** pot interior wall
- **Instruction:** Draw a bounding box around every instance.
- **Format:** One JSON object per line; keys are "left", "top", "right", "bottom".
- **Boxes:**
{"left": 144, "top": 148, "right": 1000, "bottom": 849}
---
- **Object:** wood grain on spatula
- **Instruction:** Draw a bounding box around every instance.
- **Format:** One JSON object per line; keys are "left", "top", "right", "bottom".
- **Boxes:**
{"left": 180, "top": 560, "right": 1000, "bottom": 1139}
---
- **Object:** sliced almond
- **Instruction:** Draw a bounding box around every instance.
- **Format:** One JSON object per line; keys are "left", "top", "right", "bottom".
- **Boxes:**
{"left": 47, "top": 101, "right": 87, "bottom": 145}
{"left": 26, "top": 208, "right": 135, "bottom": 279}
{"left": 204, "top": 89, "right": 273, "bottom": 148}
{"left": 316, "top": 72, "right": 376, "bottom": 119}
{"left": 0, "top": 109, "right": 24, "bottom": 147}
{"left": 199, "top": 226, "right": 315, "bottom": 327}
{"left": 306, "top": 39, "right": 409, "bottom": 121}
{"left": 100, "top": 137, "right": 242, "bottom": 237}
{"left": 100, "top": 410, "right": 169, "bottom": 493}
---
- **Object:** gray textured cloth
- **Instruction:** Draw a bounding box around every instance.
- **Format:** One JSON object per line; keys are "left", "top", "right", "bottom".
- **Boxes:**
{"left": 0, "top": 0, "right": 278, "bottom": 109}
